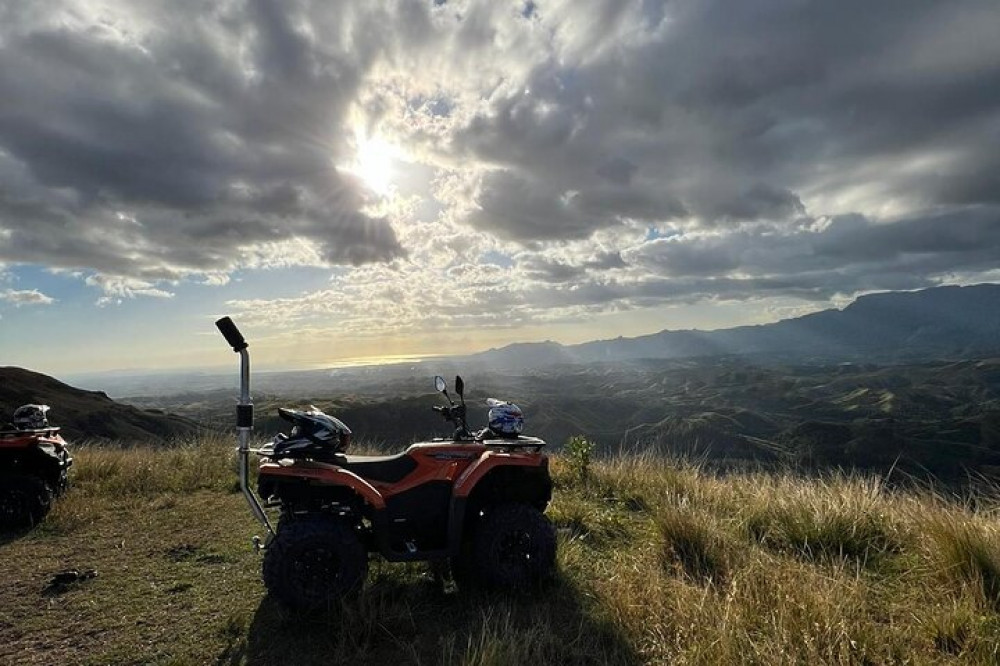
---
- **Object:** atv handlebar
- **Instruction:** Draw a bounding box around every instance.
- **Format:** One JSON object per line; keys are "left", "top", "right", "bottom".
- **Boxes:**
{"left": 215, "top": 316, "right": 248, "bottom": 352}
{"left": 432, "top": 403, "right": 471, "bottom": 440}
{"left": 433, "top": 404, "right": 459, "bottom": 418}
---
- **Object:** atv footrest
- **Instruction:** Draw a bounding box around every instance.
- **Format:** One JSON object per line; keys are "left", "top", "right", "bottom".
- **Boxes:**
{"left": 381, "top": 547, "right": 450, "bottom": 563}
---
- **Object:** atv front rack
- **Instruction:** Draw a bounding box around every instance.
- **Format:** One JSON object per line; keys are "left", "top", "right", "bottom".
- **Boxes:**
{"left": 482, "top": 436, "right": 546, "bottom": 453}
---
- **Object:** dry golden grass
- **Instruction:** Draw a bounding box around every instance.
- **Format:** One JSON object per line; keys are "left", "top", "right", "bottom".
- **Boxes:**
{"left": 569, "top": 456, "right": 1000, "bottom": 664}
{"left": 2, "top": 439, "right": 999, "bottom": 664}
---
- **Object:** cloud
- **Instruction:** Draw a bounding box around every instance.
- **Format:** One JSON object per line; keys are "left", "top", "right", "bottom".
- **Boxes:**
{"left": 0, "top": 288, "right": 55, "bottom": 306}
{"left": 228, "top": 202, "right": 998, "bottom": 337}
{"left": 447, "top": 0, "right": 1000, "bottom": 237}
{"left": 86, "top": 275, "right": 175, "bottom": 306}
{"left": 1, "top": 0, "right": 998, "bottom": 330}
{"left": 0, "top": 0, "right": 405, "bottom": 285}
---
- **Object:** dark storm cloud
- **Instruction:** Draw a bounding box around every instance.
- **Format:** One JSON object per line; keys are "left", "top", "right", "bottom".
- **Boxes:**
{"left": 505, "top": 205, "right": 999, "bottom": 317}
{"left": 469, "top": 169, "right": 685, "bottom": 241}
{"left": 704, "top": 184, "right": 806, "bottom": 224}
{"left": 625, "top": 207, "right": 1000, "bottom": 287}
{"left": 595, "top": 157, "right": 637, "bottom": 186}
{"left": 455, "top": 0, "right": 1000, "bottom": 250}
{"left": 520, "top": 248, "right": 628, "bottom": 283}
{"left": 0, "top": 0, "right": 406, "bottom": 282}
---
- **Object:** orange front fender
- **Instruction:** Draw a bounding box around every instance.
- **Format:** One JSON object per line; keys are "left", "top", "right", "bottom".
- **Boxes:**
{"left": 452, "top": 450, "right": 546, "bottom": 498}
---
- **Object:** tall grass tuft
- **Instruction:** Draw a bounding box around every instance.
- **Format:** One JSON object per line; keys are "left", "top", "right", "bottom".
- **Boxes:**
{"left": 658, "top": 506, "right": 731, "bottom": 584}
{"left": 923, "top": 509, "right": 1000, "bottom": 608}
{"left": 739, "top": 475, "right": 903, "bottom": 565}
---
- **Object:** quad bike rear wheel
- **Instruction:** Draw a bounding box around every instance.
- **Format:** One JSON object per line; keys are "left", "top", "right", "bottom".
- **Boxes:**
{"left": 0, "top": 474, "right": 53, "bottom": 530}
{"left": 262, "top": 516, "right": 367, "bottom": 611}
{"left": 460, "top": 503, "right": 556, "bottom": 589}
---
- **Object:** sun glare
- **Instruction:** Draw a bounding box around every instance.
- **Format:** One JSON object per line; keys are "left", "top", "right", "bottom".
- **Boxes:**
{"left": 351, "top": 133, "right": 396, "bottom": 196}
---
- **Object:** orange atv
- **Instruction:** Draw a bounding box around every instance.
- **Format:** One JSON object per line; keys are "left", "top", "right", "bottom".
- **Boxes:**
{"left": 216, "top": 317, "right": 555, "bottom": 611}
{"left": 0, "top": 414, "right": 72, "bottom": 530}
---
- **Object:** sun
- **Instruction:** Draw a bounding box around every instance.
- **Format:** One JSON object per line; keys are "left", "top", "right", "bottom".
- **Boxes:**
{"left": 351, "top": 133, "right": 397, "bottom": 196}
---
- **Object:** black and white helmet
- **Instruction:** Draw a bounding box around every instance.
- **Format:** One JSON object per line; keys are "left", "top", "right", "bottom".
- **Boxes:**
{"left": 486, "top": 399, "right": 523, "bottom": 438}
{"left": 277, "top": 406, "right": 352, "bottom": 453}
{"left": 13, "top": 404, "right": 50, "bottom": 430}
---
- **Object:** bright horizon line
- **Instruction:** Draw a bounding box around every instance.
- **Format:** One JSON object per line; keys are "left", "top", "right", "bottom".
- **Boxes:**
{"left": 40, "top": 281, "right": 997, "bottom": 382}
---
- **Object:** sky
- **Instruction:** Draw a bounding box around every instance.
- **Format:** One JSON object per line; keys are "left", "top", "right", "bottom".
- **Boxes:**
{"left": 1, "top": 0, "right": 999, "bottom": 377}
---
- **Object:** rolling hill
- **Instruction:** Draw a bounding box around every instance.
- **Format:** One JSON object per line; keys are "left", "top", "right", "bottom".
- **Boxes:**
{"left": 474, "top": 284, "right": 1000, "bottom": 367}
{"left": 0, "top": 366, "right": 202, "bottom": 442}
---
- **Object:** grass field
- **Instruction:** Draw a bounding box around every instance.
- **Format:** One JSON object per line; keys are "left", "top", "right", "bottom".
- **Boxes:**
{"left": 2, "top": 436, "right": 1000, "bottom": 665}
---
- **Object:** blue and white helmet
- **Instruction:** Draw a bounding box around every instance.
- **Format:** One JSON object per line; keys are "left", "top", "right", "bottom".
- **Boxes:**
{"left": 486, "top": 399, "right": 523, "bottom": 438}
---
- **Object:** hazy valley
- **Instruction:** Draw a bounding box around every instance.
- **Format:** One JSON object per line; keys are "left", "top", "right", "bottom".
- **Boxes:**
{"left": 108, "top": 284, "right": 1000, "bottom": 483}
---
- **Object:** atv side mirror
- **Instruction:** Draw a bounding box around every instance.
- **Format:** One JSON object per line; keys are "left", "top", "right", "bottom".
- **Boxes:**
{"left": 434, "top": 375, "right": 447, "bottom": 393}
{"left": 455, "top": 375, "right": 464, "bottom": 398}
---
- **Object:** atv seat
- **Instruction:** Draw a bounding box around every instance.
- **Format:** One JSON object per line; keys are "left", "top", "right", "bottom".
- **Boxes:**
{"left": 325, "top": 452, "right": 418, "bottom": 485}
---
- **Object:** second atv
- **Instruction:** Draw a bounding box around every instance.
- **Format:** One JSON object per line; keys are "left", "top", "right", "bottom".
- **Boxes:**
{"left": 216, "top": 317, "right": 556, "bottom": 611}
{"left": 0, "top": 404, "right": 73, "bottom": 530}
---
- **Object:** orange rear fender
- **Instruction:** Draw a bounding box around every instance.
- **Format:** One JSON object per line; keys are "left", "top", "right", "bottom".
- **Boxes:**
{"left": 0, "top": 430, "right": 67, "bottom": 449}
{"left": 0, "top": 436, "right": 34, "bottom": 449}
{"left": 259, "top": 460, "right": 386, "bottom": 510}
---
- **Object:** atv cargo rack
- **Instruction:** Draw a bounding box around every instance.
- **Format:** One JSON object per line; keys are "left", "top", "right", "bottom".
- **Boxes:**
{"left": 1, "top": 426, "right": 62, "bottom": 438}
{"left": 480, "top": 436, "right": 546, "bottom": 453}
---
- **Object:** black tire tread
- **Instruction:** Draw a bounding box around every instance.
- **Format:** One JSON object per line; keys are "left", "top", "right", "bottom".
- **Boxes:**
{"left": 463, "top": 503, "right": 556, "bottom": 589}
{"left": 0, "top": 474, "right": 53, "bottom": 530}
{"left": 262, "top": 516, "right": 367, "bottom": 611}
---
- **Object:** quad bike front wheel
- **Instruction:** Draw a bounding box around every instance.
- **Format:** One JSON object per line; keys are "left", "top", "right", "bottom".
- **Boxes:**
{"left": 461, "top": 503, "right": 556, "bottom": 590}
{"left": 0, "top": 474, "right": 53, "bottom": 530}
{"left": 262, "top": 516, "right": 367, "bottom": 612}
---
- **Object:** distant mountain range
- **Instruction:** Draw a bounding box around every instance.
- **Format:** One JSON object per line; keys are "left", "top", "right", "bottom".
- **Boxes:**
{"left": 472, "top": 284, "right": 1000, "bottom": 368}
{"left": 0, "top": 367, "right": 202, "bottom": 442}
{"left": 26, "top": 283, "right": 999, "bottom": 478}
{"left": 64, "top": 283, "right": 1000, "bottom": 400}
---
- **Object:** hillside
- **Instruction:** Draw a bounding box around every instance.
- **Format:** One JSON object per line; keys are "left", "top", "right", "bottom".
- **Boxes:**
{"left": 2, "top": 438, "right": 999, "bottom": 664}
{"left": 474, "top": 283, "right": 1000, "bottom": 367}
{"left": 133, "top": 356, "right": 1000, "bottom": 482}
{"left": 0, "top": 367, "right": 202, "bottom": 442}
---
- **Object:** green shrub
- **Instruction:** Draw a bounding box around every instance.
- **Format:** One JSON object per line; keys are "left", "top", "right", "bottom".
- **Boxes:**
{"left": 565, "top": 435, "right": 596, "bottom": 481}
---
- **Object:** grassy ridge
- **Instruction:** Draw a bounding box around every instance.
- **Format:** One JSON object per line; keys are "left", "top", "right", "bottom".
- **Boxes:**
{"left": 2, "top": 438, "right": 1000, "bottom": 664}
